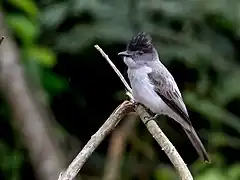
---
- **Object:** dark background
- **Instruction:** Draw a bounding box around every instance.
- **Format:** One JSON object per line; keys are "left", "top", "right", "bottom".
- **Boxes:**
{"left": 1, "top": 0, "right": 240, "bottom": 180}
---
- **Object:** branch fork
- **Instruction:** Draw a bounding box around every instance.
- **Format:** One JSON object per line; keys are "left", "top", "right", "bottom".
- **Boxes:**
{"left": 58, "top": 45, "right": 194, "bottom": 180}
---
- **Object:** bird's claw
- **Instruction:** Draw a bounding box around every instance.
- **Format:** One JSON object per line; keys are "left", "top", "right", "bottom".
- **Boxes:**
{"left": 132, "top": 102, "right": 140, "bottom": 107}
{"left": 144, "top": 114, "right": 159, "bottom": 125}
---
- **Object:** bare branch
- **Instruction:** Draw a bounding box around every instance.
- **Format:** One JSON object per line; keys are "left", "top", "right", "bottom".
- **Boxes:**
{"left": 0, "top": 36, "right": 4, "bottom": 45}
{"left": 102, "top": 112, "right": 138, "bottom": 180}
{"left": 57, "top": 44, "right": 193, "bottom": 180}
{"left": 95, "top": 45, "right": 194, "bottom": 180}
{"left": 58, "top": 101, "right": 134, "bottom": 180}
{"left": 94, "top": 45, "right": 133, "bottom": 99}
{"left": 135, "top": 105, "right": 193, "bottom": 180}
{"left": 0, "top": 12, "right": 66, "bottom": 180}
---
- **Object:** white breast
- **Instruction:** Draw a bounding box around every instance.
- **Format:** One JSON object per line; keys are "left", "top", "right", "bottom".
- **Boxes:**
{"left": 128, "top": 67, "right": 167, "bottom": 114}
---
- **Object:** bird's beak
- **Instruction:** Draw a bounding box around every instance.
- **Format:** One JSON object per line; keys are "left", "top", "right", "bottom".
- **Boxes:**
{"left": 118, "top": 51, "right": 131, "bottom": 57}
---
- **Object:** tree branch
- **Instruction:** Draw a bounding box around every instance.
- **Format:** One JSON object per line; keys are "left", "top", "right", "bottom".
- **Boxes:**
{"left": 0, "top": 12, "right": 66, "bottom": 180}
{"left": 94, "top": 45, "right": 193, "bottom": 180}
{"left": 135, "top": 105, "right": 193, "bottom": 180}
{"left": 94, "top": 45, "right": 133, "bottom": 99}
{"left": 57, "top": 44, "right": 193, "bottom": 180}
{"left": 102, "top": 112, "right": 138, "bottom": 180}
{"left": 58, "top": 101, "right": 134, "bottom": 180}
{"left": 0, "top": 36, "right": 4, "bottom": 45}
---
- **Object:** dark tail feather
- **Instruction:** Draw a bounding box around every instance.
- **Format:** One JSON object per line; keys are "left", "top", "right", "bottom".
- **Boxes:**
{"left": 183, "top": 128, "right": 210, "bottom": 163}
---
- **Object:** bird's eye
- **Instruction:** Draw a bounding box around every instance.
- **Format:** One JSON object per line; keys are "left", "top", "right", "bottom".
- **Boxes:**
{"left": 138, "top": 51, "right": 144, "bottom": 55}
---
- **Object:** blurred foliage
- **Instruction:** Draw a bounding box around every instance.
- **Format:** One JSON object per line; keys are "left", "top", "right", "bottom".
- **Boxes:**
{"left": 1, "top": 0, "right": 240, "bottom": 180}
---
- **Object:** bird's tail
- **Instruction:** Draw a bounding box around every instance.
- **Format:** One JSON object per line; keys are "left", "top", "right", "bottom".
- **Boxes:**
{"left": 183, "top": 128, "right": 210, "bottom": 163}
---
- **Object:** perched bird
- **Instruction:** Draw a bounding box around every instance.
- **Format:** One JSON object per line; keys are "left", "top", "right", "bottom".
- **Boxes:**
{"left": 118, "top": 32, "right": 210, "bottom": 162}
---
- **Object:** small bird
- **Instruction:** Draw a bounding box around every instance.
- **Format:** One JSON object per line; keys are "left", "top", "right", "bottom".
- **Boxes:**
{"left": 118, "top": 32, "right": 210, "bottom": 162}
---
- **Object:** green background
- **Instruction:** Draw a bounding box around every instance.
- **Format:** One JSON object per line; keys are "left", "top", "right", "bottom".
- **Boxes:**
{"left": 1, "top": 0, "right": 240, "bottom": 180}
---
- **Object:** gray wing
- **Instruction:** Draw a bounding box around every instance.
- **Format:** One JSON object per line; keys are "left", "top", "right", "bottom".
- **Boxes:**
{"left": 147, "top": 70, "right": 192, "bottom": 127}
{"left": 148, "top": 69, "right": 210, "bottom": 162}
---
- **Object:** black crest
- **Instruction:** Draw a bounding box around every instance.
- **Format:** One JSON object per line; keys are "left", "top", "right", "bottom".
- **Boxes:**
{"left": 127, "top": 32, "right": 153, "bottom": 53}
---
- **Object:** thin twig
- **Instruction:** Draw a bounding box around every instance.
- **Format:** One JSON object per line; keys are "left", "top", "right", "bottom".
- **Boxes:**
{"left": 135, "top": 105, "right": 193, "bottom": 180}
{"left": 58, "top": 101, "right": 134, "bottom": 180}
{"left": 94, "top": 45, "right": 133, "bottom": 97}
{"left": 0, "top": 12, "right": 66, "bottom": 180}
{"left": 95, "top": 45, "right": 193, "bottom": 180}
{"left": 102, "top": 112, "right": 138, "bottom": 180}
{"left": 0, "top": 36, "right": 4, "bottom": 45}
{"left": 58, "top": 45, "right": 193, "bottom": 180}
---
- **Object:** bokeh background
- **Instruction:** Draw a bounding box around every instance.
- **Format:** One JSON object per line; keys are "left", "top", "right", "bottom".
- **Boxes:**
{"left": 1, "top": 0, "right": 240, "bottom": 180}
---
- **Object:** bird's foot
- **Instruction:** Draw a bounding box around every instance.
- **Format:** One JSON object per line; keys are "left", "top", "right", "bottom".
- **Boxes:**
{"left": 132, "top": 101, "right": 140, "bottom": 107}
{"left": 144, "top": 114, "right": 160, "bottom": 125}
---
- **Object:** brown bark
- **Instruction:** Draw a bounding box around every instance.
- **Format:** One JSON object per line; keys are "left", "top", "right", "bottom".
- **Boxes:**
{"left": 0, "top": 11, "right": 66, "bottom": 180}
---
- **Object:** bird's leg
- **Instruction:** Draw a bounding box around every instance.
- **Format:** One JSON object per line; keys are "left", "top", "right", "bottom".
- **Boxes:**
{"left": 144, "top": 114, "right": 160, "bottom": 125}
{"left": 132, "top": 101, "right": 140, "bottom": 107}
{"left": 132, "top": 102, "right": 160, "bottom": 124}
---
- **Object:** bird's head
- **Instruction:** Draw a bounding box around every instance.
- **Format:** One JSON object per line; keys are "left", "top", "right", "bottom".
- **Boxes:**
{"left": 118, "top": 32, "right": 155, "bottom": 68}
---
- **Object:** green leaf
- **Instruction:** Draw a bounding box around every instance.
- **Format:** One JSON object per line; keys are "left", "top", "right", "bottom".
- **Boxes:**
{"left": 41, "top": 70, "right": 68, "bottom": 96}
{"left": 227, "top": 164, "right": 240, "bottom": 179}
{"left": 196, "top": 168, "right": 225, "bottom": 180}
{"left": 184, "top": 92, "right": 240, "bottom": 134}
{"left": 25, "top": 46, "right": 56, "bottom": 67}
{"left": 6, "top": 14, "right": 39, "bottom": 45}
{"left": 55, "top": 23, "right": 132, "bottom": 53}
{"left": 8, "top": 0, "right": 38, "bottom": 17}
{"left": 210, "top": 132, "right": 240, "bottom": 148}
{"left": 40, "top": 2, "right": 68, "bottom": 29}
{"left": 0, "top": 142, "right": 23, "bottom": 171}
{"left": 154, "top": 166, "right": 177, "bottom": 180}
{"left": 213, "top": 69, "right": 240, "bottom": 106}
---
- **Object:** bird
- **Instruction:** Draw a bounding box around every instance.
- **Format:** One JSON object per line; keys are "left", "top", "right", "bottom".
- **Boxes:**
{"left": 118, "top": 32, "right": 210, "bottom": 162}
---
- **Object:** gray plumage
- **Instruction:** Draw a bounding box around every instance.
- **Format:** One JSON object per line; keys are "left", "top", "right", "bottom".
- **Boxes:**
{"left": 118, "top": 32, "right": 210, "bottom": 162}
